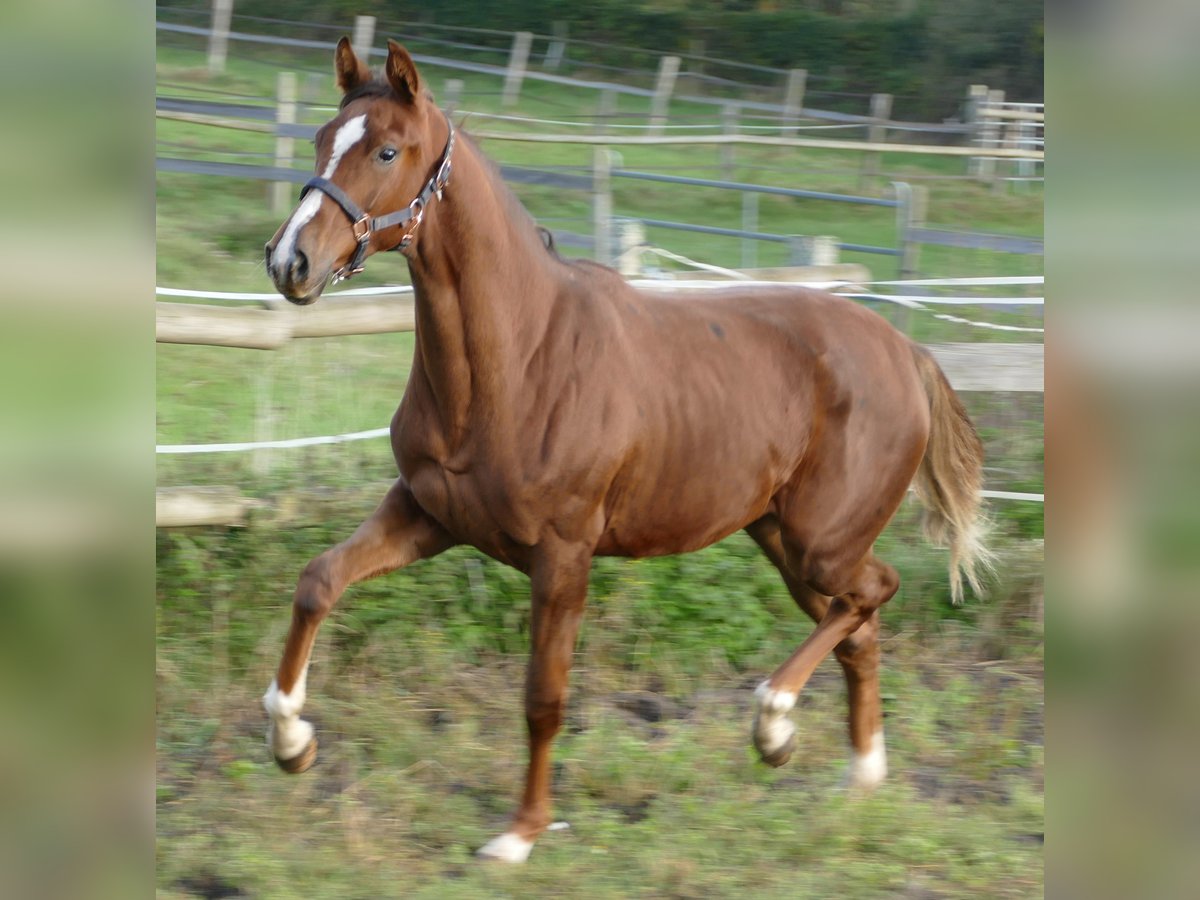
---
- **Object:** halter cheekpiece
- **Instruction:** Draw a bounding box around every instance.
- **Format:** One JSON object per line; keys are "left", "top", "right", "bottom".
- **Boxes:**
{"left": 300, "top": 112, "right": 456, "bottom": 282}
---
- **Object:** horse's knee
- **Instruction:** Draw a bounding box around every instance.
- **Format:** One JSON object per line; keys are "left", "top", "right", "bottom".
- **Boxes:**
{"left": 525, "top": 691, "right": 564, "bottom": 737}
{"left": 803, "top": 552, "right": 899, "bottom": 614}
{"left": 872, "top": 563, "right": 900, "bottom": 607}
{"left": 294, "top": 555, "right": 337, "bottom": 620}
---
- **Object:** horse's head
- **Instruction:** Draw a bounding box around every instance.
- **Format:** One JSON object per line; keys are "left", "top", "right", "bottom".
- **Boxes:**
{"left": 265, "top": 38, "right": 449, "bottom": 304}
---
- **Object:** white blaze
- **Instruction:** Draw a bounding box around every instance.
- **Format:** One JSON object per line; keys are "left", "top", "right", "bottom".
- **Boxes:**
{"left": 274, "top": 113, "right": 368, "bottom": 265}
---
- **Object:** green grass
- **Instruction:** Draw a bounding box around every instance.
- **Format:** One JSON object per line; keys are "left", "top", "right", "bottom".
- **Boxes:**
{"left": 156, "top": 34, "right": 1042, "bottom": 898}
{"left": 157, "top": 518, "right": 1042, "bottom": 898}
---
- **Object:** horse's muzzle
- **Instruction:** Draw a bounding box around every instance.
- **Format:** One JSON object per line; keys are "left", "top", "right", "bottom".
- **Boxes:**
{"left": 265, "top": 241, "right": 323, "bottom": 305}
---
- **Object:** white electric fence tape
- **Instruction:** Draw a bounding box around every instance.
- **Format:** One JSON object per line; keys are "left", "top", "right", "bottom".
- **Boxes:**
{"left": 157, "top": 271, "right": 1043, "bottom": 500}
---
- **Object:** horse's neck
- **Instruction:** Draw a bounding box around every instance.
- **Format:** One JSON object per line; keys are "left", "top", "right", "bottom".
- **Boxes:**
{"left": 406, "top": 143, "right": 556, "bottom": 444}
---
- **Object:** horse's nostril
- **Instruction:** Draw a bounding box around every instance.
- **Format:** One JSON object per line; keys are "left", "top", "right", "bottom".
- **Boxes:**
{"left": 292, "top": 249, "right": 309, "bottom": 282}
{"left": 264, "top": 243, "right": 273, "bottom": 270}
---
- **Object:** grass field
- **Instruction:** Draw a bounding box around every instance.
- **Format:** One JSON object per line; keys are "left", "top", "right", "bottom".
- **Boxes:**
{"left": 156, "top": 31, "right": 1043, "bottom": 898}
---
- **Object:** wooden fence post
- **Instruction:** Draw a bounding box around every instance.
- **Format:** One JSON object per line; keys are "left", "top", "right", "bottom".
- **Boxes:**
{"left": 777, "top": 68, "right": 806, "bottom": 135}
{"left": 788, "top": 235, "right": 838, "bottom": 267}
{"left": 781, "top": 68, "right": 807, "bottom": 136}
{"left": 616, "top": 220, "right": 645, "bottom": 276}
{"left": 544, "top": 21, "right": 568, "bottom": 71}
{"left": 1016, "top": 119, "right": 1035, "bottom": 191}
{"left": 895, "top": 180, "right": 928, "bottom": 279}
{"left": 721, "top": 102, "right": 739, "bottom": 179}
{"left": 271, "top": 71, "right": 297, "bottom": 215}
{"left": 859, "top": 92, "right": 893, "bottom": 190}
{"left": 208, "top": 0, "right": 234, "bottom": 75}
{"left": 596, "top": 89, "right": 617, "bottom": 135}
{"left": 979, "top": 88, "right": 1005, "bottom": 186}
{"left": 503, "top": 31, "right": 534, "bottom": 107}
{"left": 893, "top": 180, "right": 925, "bottom": 333}
{"left": 741, "top": 191, "right": 758, "bottom": 270}
{"left": 352, "top": 15, "right": 375, "bottom": 64}
{"left": 966, "top": 83, "right": 989, "bottom": 177}
{"left": 592, "top": 147, "right": 614, "bottom": 265}
{"left": 648, "top": 55, "right": 681, "bottom": 136}
{"left": 997, "top": 117, "right": 1020, "bottom": 195}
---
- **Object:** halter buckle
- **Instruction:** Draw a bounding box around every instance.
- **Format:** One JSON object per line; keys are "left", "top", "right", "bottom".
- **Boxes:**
{"left": 351, "top": 214, "right": 371, "bottom": 243}
{"left": 398, "top": 198, "right": 426, "bottom": 251}
{"left": 434, "top": 157, "right": 453, "bottom": 201}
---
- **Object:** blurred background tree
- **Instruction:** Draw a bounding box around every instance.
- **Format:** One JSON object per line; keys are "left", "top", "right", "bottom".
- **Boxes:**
{"left": 223, "top": 0, "right": 1042, "bottom": 119}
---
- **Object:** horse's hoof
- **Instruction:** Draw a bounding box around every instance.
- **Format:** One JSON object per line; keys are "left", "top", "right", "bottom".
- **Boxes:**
{"left": 476, "top": 831, "right": 533, "bottom": 863}
{"left": 274, "top": 737, "right": 317, "bottom": 774}
{"left": 757, "top": 731, "right": 796, "bottom": 768}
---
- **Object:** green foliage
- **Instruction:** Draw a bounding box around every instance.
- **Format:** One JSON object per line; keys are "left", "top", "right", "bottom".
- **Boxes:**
{"left": 587, "top": 542, "right": 785, "bottom": 671}
{"left": 217, "top": 0, "right": 1042, "bottom": 119}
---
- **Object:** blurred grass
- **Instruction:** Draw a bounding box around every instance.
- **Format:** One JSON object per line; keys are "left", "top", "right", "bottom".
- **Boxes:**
{"left": 156, "top": 31, "right": 1042, "bottom": 898}
{"left": 157, "top": 515, "right": 1042, "bottom": 898}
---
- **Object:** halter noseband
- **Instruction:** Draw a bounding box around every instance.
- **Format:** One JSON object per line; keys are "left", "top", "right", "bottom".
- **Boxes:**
{"left": 299, "top": 113, "right": 456, "bottom": 283}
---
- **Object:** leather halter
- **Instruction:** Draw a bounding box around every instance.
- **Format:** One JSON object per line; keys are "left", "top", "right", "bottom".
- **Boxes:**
{"left": 299, "top": 113, "right": 456, "bottom": 282}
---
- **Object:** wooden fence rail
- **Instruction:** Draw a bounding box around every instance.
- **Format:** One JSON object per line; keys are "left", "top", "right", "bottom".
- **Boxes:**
{"left": 156, "top": 299, "right": 1043, "bottom": 387}
{"left": 156, "top": 296, "right": 417, "bottom": 350}
{"left": 157, "top": 483, "right": 395, "bottom": 528}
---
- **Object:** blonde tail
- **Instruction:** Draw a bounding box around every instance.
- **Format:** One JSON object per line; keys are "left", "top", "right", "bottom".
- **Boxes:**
{"left": 911, "top": 346, "right": 993, "bottom": 604}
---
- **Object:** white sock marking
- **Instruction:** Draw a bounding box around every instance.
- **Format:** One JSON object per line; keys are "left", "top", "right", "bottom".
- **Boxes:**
{"left": 846, "top": 729, "right": 888, "bottom": 790}
{"left": 274, "top": 114, "right": 368, "bottom": 265}
{"left": 263, "top": 668, "right": 313, "bottom": 760}
{"left": 477, "top": 831, "right": 533, "bottom": 863}
{"left": 753, "top": 681, "right": 797, "bottom": 756}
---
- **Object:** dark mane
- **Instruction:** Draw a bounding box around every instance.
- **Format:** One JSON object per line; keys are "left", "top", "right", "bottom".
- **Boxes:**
{"left": 339, "top": 78, "right": 395, "bottom": 109}
{"left": 339, "top": 77, "right": 435, "bottom": 109}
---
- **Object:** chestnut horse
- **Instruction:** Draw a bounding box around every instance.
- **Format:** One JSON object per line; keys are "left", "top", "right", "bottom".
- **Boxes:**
{"left": 262, "top": 39, "right": 988, "bottom": 862}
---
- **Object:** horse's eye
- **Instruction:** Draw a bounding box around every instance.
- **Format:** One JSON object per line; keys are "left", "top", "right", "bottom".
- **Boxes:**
{"left": 379, "top": 147, "right": 397, "bottom": 163}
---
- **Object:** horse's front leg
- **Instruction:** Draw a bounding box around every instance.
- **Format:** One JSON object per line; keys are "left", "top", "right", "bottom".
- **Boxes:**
{"left": 264, "top": 478, "right": 454, "bottom": 771}
{"left": 477, "top": 541, "right": 591, "bottom": 863}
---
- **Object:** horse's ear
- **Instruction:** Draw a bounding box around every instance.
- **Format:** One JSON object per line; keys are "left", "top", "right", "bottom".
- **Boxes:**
{"left": 335, "top": 37, "right": 371, "bottom": 94}
{"left": 385, "top": 40, "right": 421, "bottom": 104}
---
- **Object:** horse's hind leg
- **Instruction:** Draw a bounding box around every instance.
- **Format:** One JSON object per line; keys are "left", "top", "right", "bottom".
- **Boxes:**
{"left": 264, "top": 478, "right": 453, "bottom": 772}
{"left": 746, "top": 517, "right": 891, "bottom": 789}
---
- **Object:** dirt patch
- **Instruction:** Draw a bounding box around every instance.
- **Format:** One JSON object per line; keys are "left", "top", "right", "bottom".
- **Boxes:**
{"left": 611, "top": 691, "right": 690, "bottom": 723}
{"left": 176, "top": 874, "right": 246, "bottom": 899}
{"left": 612, "top": 793, "right": 657, "bottom": 823}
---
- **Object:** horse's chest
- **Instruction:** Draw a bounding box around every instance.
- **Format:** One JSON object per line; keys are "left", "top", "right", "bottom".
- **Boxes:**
{"left": 401, "top": 449, "right": 538, "bottom": 566}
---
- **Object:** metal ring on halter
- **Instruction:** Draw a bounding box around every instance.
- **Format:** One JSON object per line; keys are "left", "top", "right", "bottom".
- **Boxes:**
{"left": 398, "top": 199, "right": 425, "bottom": 249}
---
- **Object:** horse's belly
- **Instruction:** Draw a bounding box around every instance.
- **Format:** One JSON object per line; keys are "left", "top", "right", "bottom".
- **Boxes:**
{"left": 595, "top": 465, "right": 776, "bottom": 558}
